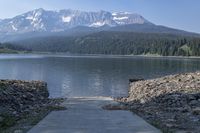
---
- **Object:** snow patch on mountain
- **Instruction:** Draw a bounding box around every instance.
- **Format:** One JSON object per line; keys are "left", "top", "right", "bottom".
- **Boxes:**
{"left": 26, "top": 16, "right": 34, "bottom": 20}
{"left": 89, "top": 21, "right": 106, "bottom": 27}
{"left": 113, "top": 16, "right": 128, "bottom": 20}
{"left": 112, "top": 13, "right": 117, "bottom": 16}
{"left": 62, "top": 16, "right": 72, "bottom": 23}
{"left": 12, "top": 25, "right": 18, "bottom": 31}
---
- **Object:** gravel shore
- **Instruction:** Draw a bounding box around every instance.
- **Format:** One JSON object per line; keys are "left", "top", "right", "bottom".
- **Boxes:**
{"left": 116, "top": 72, "right": 200, "bottom": 133}
{"left": 0, "top": 80, "right": 65, "bottom": 133}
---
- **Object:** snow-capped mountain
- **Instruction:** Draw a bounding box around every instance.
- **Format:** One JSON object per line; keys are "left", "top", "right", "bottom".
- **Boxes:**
{"left": 0, "top": 8, "right": 151, "bottom": 34}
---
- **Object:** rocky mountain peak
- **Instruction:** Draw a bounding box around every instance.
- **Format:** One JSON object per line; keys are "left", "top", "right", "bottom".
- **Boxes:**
{"left": 0, "top": 9, "right": 152, "bottom": 34}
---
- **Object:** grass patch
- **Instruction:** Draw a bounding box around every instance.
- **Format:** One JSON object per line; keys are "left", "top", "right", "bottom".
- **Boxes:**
{"left": 0, "top": 82, "right": 8, "bottom": 92}
{"left": 0, "top": 104, "right": 66, "bottom": 133}
{"left": 178, "top": 45, "right": 192, "bottom": 56}
{"left": 0, "top": 114, "right": 17, "bottom": 130}
{"left": 47, "top": 105, "right": 66, "bottom": 111}
{"left": 150, "top": 120, "right": 174, "bottom": 133}
{"left": 0, "top": 48, "right": 19, "bottom": 54}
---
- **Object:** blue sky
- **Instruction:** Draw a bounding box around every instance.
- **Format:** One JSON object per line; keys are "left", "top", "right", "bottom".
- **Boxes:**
{"left": 0, "top": 0, "right": 200, "bottom": 33}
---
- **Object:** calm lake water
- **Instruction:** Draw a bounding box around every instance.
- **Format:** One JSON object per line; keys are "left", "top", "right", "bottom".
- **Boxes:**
{"left": 0, "top": 54, "right": 200, "bottom": 98}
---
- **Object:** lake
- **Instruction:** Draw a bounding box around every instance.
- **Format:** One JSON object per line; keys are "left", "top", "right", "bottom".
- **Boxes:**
{"left": 0, "top": 54, "right": 200, "bottom": 98}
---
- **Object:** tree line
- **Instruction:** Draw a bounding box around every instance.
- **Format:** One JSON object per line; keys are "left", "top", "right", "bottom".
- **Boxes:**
{"left": 2, "top": 31, "right": 200, "bottom": 56}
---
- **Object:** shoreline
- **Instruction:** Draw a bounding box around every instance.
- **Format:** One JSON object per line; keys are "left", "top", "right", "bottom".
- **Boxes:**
{"left": 1, "top": 52, "right": 200, "bottom": 59}
{"left": 1, "top": 72, "right": 200, "bottom": 132}
{"left": 115, "top": 72, "right": 200, "bottom": 133}
{"left": 0, "top": 80, "right": 65, "bottom": 133}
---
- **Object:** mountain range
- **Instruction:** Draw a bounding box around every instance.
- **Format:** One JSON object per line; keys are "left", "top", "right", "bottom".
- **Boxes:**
{"left": 0, "top": 8, "right": 199, "bottom": 42}
{"left": 0, "top": 8, "right": 150, "bottom": 33}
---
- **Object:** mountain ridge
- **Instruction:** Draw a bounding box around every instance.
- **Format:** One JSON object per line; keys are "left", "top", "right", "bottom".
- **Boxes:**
{"left": 0, "top": 8, "right": 151, "bottom": 34}
{"left": 0, "top": 8, "right": 199, "bottom": 42}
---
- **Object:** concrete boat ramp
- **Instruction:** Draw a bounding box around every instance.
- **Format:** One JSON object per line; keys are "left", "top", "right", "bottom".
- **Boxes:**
{"left": 28, "top": 97, "right": 161, "bottom": 133}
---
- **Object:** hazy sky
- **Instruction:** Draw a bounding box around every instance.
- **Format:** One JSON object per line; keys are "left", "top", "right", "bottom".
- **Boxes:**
{"left": 0, "top": 0, "right": 199, "bottom": 33}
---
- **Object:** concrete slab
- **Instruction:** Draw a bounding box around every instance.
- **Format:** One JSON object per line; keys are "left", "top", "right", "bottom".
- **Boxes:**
{"left": 28, "top": 97, "right": 161, "bottom": 133}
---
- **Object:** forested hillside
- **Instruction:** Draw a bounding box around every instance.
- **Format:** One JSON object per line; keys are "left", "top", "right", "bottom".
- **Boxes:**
{"left": 0, "top": 42, "right": 27, "bottom": 53}
{"left": 3, "top": 31, "right": 200, "bottom": 56}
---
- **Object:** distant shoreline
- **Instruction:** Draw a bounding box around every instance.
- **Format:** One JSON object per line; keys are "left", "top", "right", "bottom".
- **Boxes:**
{"left": 1, "top": 52, "right": 200, "bottom": 59}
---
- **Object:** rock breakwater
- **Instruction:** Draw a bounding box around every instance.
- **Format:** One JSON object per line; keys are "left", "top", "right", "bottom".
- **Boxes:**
{"left": 0, "top": 80, "right": 64, "bottom": 133}
{"left": 118, "top": 72, "right": 200, "bottom": 133}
